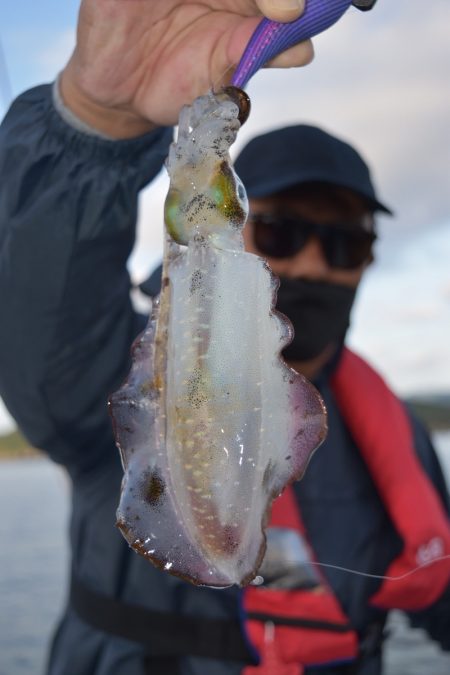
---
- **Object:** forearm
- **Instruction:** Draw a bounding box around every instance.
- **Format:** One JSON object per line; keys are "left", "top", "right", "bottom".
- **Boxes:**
{"left": 0, "top": 85, "right": 171, "bottom": 467}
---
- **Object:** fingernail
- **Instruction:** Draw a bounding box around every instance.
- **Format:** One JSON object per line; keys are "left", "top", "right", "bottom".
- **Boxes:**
{"left": 275, "top": 0, "right": 304, "bottom": 10}
{"left": 259, "top": 0, "right": 304, "bottom": 22}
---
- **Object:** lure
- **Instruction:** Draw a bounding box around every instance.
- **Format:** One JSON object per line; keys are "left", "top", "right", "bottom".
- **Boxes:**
{"left": 110, "top": 88, "right": 326, "bottom": 587}
{"left": 232, "top": 0, "right": 352, "bottom": 89}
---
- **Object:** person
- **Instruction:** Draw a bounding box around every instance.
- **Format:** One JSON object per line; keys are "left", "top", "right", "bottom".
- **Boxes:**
{"left": 1, "top": 0, "right": 449, "bottom": 674}
{"left": 233, "top": 126, "right": 450, "bottom": 671}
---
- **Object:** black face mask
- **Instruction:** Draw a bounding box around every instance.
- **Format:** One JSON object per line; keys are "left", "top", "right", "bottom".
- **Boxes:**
{"left": 275, "top": 278, "right": 357, "bottom": 362}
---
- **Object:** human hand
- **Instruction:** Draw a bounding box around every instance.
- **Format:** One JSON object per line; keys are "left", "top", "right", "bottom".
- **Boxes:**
{"left": 60, "top": 0, "right": 313, "bottom": 138}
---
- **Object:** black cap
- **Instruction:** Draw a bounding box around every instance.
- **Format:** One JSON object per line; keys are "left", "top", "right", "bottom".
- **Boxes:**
{"left": 234, "top": 124, "right": 392, "bottom": 215}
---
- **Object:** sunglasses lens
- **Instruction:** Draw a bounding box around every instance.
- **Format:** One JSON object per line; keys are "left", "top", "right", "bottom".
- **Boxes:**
{"left": 250, "top": 214, "right": 375, "bottom": 268}
{"left": 252, "top": 216, "right": 310, "bottom": 258}
{"left": 322, "top": 229, "right": 375, "bottom": 269}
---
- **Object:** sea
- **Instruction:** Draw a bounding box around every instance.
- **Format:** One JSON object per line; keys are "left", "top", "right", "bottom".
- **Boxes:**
{"left": 1, "top": 433, "right": 450, "bottom": 675}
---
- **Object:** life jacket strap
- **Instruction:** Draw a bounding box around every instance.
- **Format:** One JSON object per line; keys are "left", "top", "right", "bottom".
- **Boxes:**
{"left": 70, "top": 571, "right": 253, "bottom": 662}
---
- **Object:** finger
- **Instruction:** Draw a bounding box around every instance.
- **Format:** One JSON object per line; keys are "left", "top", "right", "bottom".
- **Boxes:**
{"left": 255, "top": 0, "right": 305, "bottom": 23}
{"left": 265, "top": 39, "right": 314, "bottom": 68}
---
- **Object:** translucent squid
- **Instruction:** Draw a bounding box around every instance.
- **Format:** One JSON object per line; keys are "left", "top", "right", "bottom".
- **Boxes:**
{"left": 110, "top": 88, "right": 327, "bottom": 587}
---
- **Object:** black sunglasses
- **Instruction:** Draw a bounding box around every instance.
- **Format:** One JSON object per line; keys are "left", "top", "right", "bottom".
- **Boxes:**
{"left": 249, "top": 213, "right": 376, "bottom": 270}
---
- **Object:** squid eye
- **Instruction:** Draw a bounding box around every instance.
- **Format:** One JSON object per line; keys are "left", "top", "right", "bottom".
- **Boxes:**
{"left": 164, "top": 188, "right": 187, "bottom": 244}
{"left": 210, "top": 171, "right": 234, "bottom": 211}
{"left": 210, "top": 162, "right": 246, "bottom": 226}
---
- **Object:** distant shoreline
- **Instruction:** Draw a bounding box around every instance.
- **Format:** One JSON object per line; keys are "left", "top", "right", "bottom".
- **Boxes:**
{"left": 1, "top": 408, "right": 449, "bottom": 461}
{"left": 0, "top": 430, "right": 42, "bottom": 461}
{"left": 0, "top": 446, "right": 42, "bottom": 461}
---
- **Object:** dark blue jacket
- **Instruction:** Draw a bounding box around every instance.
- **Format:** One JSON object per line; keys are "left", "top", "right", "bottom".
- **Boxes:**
{"left": 0, "top": 85, "right": 449, "bottom": 675}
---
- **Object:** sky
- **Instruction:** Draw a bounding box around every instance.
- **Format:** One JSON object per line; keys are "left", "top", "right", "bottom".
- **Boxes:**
{"left": 0, "top": 0, "right": 449, "bottom": 433}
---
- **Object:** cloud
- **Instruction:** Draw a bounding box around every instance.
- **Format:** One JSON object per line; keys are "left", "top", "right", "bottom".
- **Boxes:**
{"left": 0, "top": 398, "right": 14, "bottom": 435}
{"left": 129, "top": 170, "right": 168, "bottom": 282}
{"left": 349, "top": 222, "right": 450, "bottom": 394}
{"left": 441, "top": 282, "right": 450, "bottom": 302}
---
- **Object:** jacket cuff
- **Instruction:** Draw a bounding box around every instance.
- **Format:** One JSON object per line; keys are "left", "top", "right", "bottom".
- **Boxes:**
{"left": 7, "top": 83, "right": 173, "bottom": 181}
{"left": 52, "top": 75, "right": 116, "bottom": 141}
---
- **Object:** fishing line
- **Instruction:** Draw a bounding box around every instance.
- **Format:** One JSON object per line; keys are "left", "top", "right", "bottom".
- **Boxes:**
{"left": 252, "top": 554, "right": 450, "bottom": 585}
{"left": 211, "top": 61, "right": 236, "bottom": 94}
{"left": 310, "top": 555, "right": 450, "bottom": 581}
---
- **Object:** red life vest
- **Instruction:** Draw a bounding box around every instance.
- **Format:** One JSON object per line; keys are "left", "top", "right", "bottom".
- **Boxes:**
{"left": 332, "top": 348, "right": 450, "bottom": 610}
{"left": 243, "top": 348, "right": 450, "bottom": 673}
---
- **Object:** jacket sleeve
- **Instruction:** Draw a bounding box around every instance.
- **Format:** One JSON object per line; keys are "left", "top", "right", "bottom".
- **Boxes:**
{"left": 409, "top": 411, "right": 450, "bottom": 512}
{"left": 407, "top": 411, "right": 450, "bottom": 650}
{"left": 0, "top": 84, "right": 172, "bottom": 476}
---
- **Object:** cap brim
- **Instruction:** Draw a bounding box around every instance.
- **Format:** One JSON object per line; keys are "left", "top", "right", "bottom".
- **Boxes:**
{"left": 246, "top": 175, "right": 393, "bottom": 216}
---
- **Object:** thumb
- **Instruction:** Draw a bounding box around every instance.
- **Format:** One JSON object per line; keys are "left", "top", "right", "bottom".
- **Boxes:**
{"left": 255, "top": 0, "right": 305, "bottom": 22}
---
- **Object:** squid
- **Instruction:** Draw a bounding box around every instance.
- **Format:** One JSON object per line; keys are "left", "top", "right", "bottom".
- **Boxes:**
{"left": 109, "top": 88, "right": 327, "bottom": 587}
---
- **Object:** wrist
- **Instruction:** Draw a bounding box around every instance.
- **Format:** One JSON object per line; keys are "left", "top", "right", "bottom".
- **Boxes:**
{"left": 59, "top": 67, "right": 157, "bottom": 139}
